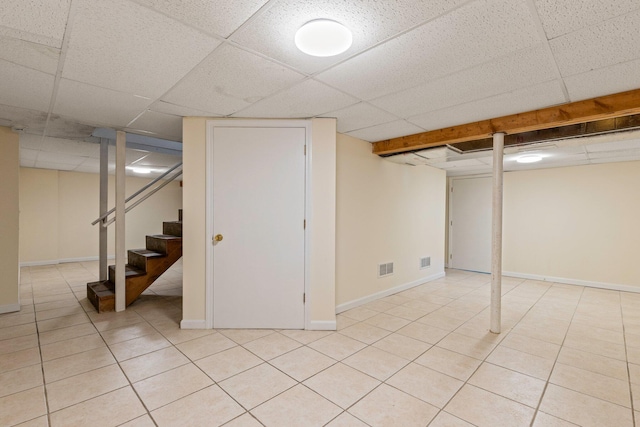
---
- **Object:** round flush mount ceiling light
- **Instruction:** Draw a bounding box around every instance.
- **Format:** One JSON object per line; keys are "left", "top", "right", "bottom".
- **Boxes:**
{"left": 516, "top": 154, "right": 543, "bottom": 164}
{"left": 130, "top": 167, "right": 152, "bottom": 174}
{"left": 295, "top": 19, "right": 352, "bottom": 57}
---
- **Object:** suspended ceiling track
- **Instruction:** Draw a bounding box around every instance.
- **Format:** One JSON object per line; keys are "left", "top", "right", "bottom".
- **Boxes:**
{"left": 372, "top": 88, "right": 640, "bottom": 156}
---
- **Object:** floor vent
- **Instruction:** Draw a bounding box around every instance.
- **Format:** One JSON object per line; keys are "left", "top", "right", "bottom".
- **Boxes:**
{"left": 420, "top": 256, "right": 431, "bottom": 269}
{"left": 378, "top": 262, "right": 394, "bottom": 277}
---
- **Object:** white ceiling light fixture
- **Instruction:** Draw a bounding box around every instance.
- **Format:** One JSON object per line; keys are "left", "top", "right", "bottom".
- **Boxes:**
{"left": 516, "top": 154, "right": 543, "bottom": 164}
{"left": 295, "top": 19, "right": 352, "bottom": 57}
{"left": 129, "top": 167, "right": 152, "bottom": 174}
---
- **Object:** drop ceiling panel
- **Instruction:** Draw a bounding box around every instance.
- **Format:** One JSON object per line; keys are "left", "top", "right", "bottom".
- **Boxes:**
{"left": 149, "top": 101, "right": 219, "bottom": 118}
{"left": 133, "top": 0, "right": 269, "bottom": 38}
{"left": 550, "top": 9, "right": 640, "bottom": 77}
{"left": 20, "top": 148, "right": 39, "bottom": 161}
{"left": 20, "top": 159, "right": 36, "bottom": 168}
{"left": 233, "top": 79, "right": 357, "bottom": 118}
{"left": 231, "top": 0, "right": 470, "bottom": 74}
{"left": 63, "top": 0, "right": 220, "bottom": 98}
{"left": 587, "top": 149, "right": 640, "bottom": 160}
{"left": 346, "top": 120, "right": 425, "bottom": 143}
{"left": 534, "top": 0, "right": 640, "bottom": 39}
{"left": 0, "top": 60, "right": 54, "bottom": 112}
{"left": 54, "top": 79, "right": 152, "bottom": 128}
{"left": 132, "top": 152, "right": 182, "bottom": 168}
{"left": 36, "top": 136, "right": 101, "bottom": 158}
{"left": 371, "top": 43, "right": 557, "bottom": 118}
{"left": 0, "top": 36, "right": 60, "bottom": 74}
{"left": 0, "top": 0, "right": 71, "bottom": 48}
{"left": 317, "top": 0, "right": 542, "bottom": 100}
{"left": 409, "top": 80, "right": 566, "bottom": 131}
{"left": 34, "top": 160, "right": 78, "bottom": 171}
{"left": 564, "top": 59, "right": 640, "bottom": 102}
{"left": 127, "top": 110, "right": 182, "bottom": 141}
{"left": 107, "top": 146, "right": 150, "bottom": 165}
{"left": 585, "top": 139, "right": 640, "bottom": 153}
{"left": 325, "top": 102, "right": 398, "bottom": 134}
{"left": 35, "top": 151, "right": 87, "bottom": 166}
{"left": 163, "top": 44, "right": 305, "bottom": 116}
{"left": 589, "top": 155, "right": 640, "bottom": 165}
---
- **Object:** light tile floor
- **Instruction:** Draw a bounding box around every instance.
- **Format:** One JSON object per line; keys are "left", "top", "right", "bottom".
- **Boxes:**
{"left": 2, "top": 261, "right": 639, "bottom": 426}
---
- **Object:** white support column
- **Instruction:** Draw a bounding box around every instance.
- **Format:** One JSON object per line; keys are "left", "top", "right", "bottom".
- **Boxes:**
{"left": 490, "top": 132, "right": 505, "bottom": 334}
{"left": 99, "top": 138, "right": 108, "bottom": 281}
{"left": 115, "top": 131, "right": 126, "bottom": 312}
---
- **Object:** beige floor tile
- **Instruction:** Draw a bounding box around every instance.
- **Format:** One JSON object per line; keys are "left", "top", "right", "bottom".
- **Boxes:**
{"left": 0, "top": 347, "right": 41, "bottom": 373}
{"left": 99, "top": 321, "right": 157, "bottom": 345}
{"left": 338, "top": 323, "right": 391, "bottom": 345}
{"left": 91, "top": 310, "right": 146, "bottom": 332}
{"left": 221, "top": 413, "right": 262, "bottom": 427}
{"left": 468, "top": 362, "right": 546, "bottom": 408}
{"left": 219, "top": 363, "right": 296, "bottom": 410}
{"left": 252, "top": 384, "right": 342, "bottom": 426}
{"left": 15, "top": 415, "right": 49, "bottom": 427}
{"left": 533, "top": 411, "right": 581, "bottom": 426}
{"left": 628, "top": 363, "right": 640, "bottom": 384}
{"left": 349, "top": 383, "right": 438, "bottom": 427}
{"left": 109, "top": 332, "right": 172, "bottom": 361}
{"left": 119, "top": 346, "right": 188, "bottom": 383}
{"left": 445, "top": 384, "right": 535, "bottom": 427}
{"left": 175, "top": 332, "right": 237, "bottom": 360}
{"left": 0, "top": 364, "right": 43, "bottom": 398}
{"left": 325, "top": 412, "right": 369, "bottom": 426}
{"left": 396, "top": 322, "right": 449, "bottom": 344}
{"left": 340, "top": 307, "right": 379, "bottom": 321}
{"left": 0, "top": 323, "right": 37, "bottom": 341}
{"left": 387, "top": 363, "right": 463, "bottom": 408}
{"left": 540, "top": 384, "right": 633, "bottom": 427}
{"left": 151, "top": 385, "right": 244, "bottom": 427}
{"left": 0, "top": 386, "right": 47, "bottom": 426}
{"left": 43, "top": 347, "right": 115, "bottom": 383}
{"left": 414, "top": 346, "right": 481, "bottom": 381}
{"left": 242, "top": 332, "right": 301, "bottom": 360}
{"left": 363, "top": 313, "right": 411, "bottom": 332}
{"left": 361, "top": 300, "right": 398, "bottom": 313}
{"left": 550, "top": 363, "right": 630, "bottom": 407}
{"left": 563, "top": 335, "right": 626, "bottom": 361}
{"left": 487, "top": 345, "right": 554, "bottom": 380}
{"left": 157, "top": 326, "right": 215, "bottom": 345}
{"left": 46, "top": 364, "right": 128, "bottom": 411}
{"left": 0, "top": 334, "right": 39, "bottom": 355}
{"left": 38, "top": 323, "right": 97, "bottom": 346}
{"left": 436, "top": 333, "right": 496, "bottom": 360}
{"left": 632, "top": 383, "right": 640, "bottom": 410}
{"left": 133, "top": 363, "right": 213, "bottom": 411}
{"left": 500, "top": 332, "right": 561, "bottom": 360}
{"left": 0, "top": 312, "right": 35, "bottom": 329}
{"left": 336, "top": 315, "right": 359, "bottom": 330}
{"left": 385, "top": 305, "right": 430, "bottom": 321}
{"left": 49, "top": 386, "right": 145, "bottom": 427}
{"left": 40, "top": 333, "right": 106, "bottom": 362}
{"left": 557, "top": 346, "right": 627, "bottom": 381}
{"left": 196, "top": 346, "right": 263, "bottom": 382}
{"left": 308, "top": 333, "right": 367, "bottom": 360}
{"left": 566, "top": 323, "right": 625, "bottom": 345}
{"left": 343, "top": 346, "right": 409, "bottom": 381}
{"left": 381, "top": 294, "right": 412, "bottom": 305}
{"left": 34, "top": 298, "right": 79, "bottom": 312}
{"left": 116, "top": 415, "right": 156, "bottom": 427}
{"left": 402, "top": 299, "right": 442, "bottom": 314}
{"left": 35, "top": 305, "right": 85, "bottom": 322}
{"left": 37, "top": 313, "right": 90, "bottom": 333}
{"left": 279, "top": 329, "right": 333, "bottom": 345}
{"left": 626, "top": 345, "right": 640, "bottom": 365}
{"left": 217, "top": 329, "right": 275, "bottom": 345}
{"left": 429, "top": 412, "right": 475, "bottom": 427}
{"left": 303, "top": 363, "right": 380, "bottom": 409}
{"left": 270, "top": 346, "right": 335, "bottom": 381}
{"left": 371, "top": 333, "right": 431, "bottom": 360}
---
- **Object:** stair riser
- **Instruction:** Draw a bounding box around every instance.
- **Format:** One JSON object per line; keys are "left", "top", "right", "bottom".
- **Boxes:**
{"left": 163, "top": 222, "right": 182, "bottom": 237}
{"left": 146, "top": 236, "right": 182, "bottom": 254}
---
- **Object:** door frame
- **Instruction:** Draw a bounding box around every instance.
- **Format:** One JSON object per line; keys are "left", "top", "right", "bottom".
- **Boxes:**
{"left": 204, "top": 119, "right": 312, "bottom": 329}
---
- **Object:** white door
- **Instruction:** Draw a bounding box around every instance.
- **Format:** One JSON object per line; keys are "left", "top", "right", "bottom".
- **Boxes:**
{"left": 449, "top": 176, "right": 492, "bottom": 273}
{"left": 212, "top": 126, "right": 306, "bottom": 329}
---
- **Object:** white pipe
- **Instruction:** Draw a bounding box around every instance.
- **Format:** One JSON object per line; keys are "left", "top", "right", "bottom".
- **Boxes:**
{"left": 115, "top": 131, "right": 126, "bottom": 312}
{"left": 490, "top": 132, "right": 505, "bottom": 334}
{"left": 99, "top": 138, "right": 108, "bottom": 281}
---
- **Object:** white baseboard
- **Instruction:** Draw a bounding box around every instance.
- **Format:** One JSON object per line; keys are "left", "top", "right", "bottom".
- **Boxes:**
{"left": 307, "top": 320, "right": 337, "bottom": 331}
{"left": 180, "top": 319, "right": 207, "bottom": 329}
{"left": 336, "top": 271, "right": 446, "bottom": 314}
{"left": 503, "top": 271, "right": 640, "bottom": 294}
{"left": 0, "top": 303, "right": 21, "bottom": 314}
{"left": 20, "top": 255, "right": 115, "bottom": 267}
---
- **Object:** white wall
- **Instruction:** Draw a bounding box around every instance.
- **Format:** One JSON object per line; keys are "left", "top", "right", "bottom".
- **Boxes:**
{"left": 19, "top": 168, "right": 182, "bottom": 265}
{"left": 0, "top": 127, "right": 20, "bottom": 313}
{"left": 503, "top": 161, "right": 640, "bottom": 289}
{"left": 335, "top": 134, "right": 447, "bottom": 310}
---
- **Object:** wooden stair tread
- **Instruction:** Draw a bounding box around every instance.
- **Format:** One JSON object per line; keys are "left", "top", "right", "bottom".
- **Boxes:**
{"left": 108, "top": 264, "right": 146, "bottom": 277}
{"left": 148, "top": 234, "right": 182, "bottom": 240}
{"left": 129, "top": 249, "right": 165, "bottom": 258}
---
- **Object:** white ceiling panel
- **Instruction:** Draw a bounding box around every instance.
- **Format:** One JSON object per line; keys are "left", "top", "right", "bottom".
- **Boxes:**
{"left": 534, "top": 0, "right": 640, "bottom": 39}
{"left": 585, "top": 139, "right": 640, "bottom": 153}
{"left": 37, "top": 136, "right": 100, "bottom": 158}
{"left": 564, "top": 59, "right": 640, "bottom": 102}
{"left": 54, "top": 79, "right": 152, "bottom": 128}
{"left": 0, "top": 60, "right": 54, "bottom": 112}
{"left": 550, "top": 9, "right": 640, "bottom": 77}
{"left": 233, "top": 79, "right": 357, "bottom": 118}
{"left": 127, "top": 110, "right": 182, "bottom": 141}
{"left": 149, "top": 101, "right": 218, "bottom": 118}
{"left": 371, "top": 43, "right": 557, "bottom": 118}
{"left": 132, "top": 151, "right": 182, "bottom": 168}
{"left": 63, "top": 0, "right": 220, "bottom": 98}
{"left": 163, "top": 44, "right": 305, "bottom": 116}
{"left": 34, "top": 160, "right": 78, "bottom": 171}
{"left": 20, "top": 158, "right": 36, "bottom": 168}
{"left": 20, "top": 148, "right": 39, "bottom": 161}
{"left": 107, "top": 146, "right": 151, "bottom": 165}
{"left": 587, "top": 149, "right": 640, "bottom": 160}
{"left": 0, "top": 0, "right": 71, "bottom": 48}
{"left": 133, "top": 0, "right": 269, "bottom": 38}
{"left": 324, "top": 102, "right": 398, "bottom": 134}
{"left": 409, "top": 80, "right": 566, "bottom": 131}
{"left": 589, "top": 156, "right": 640, "bottom": 165}
{"left": 346, "top": 120, "right": 425, "bottom": 143}
{"left": 35, "top": 151, "right": 87, "bottom": 166}
{"left": 231, "top": 0, "right": 470, "bottom": 74}
{"left": 317, "top": 0, "right": 542, "bottom": 100}
{"left": 0, "top": 36, "right": 59, "bottom": 74}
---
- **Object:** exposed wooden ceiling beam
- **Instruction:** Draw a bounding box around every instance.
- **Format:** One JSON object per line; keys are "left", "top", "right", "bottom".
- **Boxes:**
{"left": 372, "top": 88, "right": 640, "bottom": 155}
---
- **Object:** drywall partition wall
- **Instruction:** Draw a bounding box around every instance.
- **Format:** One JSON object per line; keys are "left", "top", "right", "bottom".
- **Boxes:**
{"left": 335, "top": 134, "right": 446, "bottom": 311}
{"left": 503, "top": 161, "right": 640, "bottom": 289}
{"left": 19, "top": 168, "right": 182, "bottom": 265}
{"left": 0, "top": 127, "right": 20, "bottom": 313}
{"left": 181, "top": 117, "right": 337, "bottom": 329}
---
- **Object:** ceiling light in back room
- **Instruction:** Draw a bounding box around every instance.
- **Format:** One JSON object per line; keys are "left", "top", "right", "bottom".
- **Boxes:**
{"left": 295, "top": 19, "right": 352, "bottom": 57}
{"left": 516, "top": 154, "right": 543, "bottom": 164}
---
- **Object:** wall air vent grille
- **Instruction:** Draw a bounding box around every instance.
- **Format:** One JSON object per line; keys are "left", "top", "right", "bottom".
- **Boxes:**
{"left": 378, "top": 262, "right": 394, "bottom": 277}
{"left": 420, "top": 257, "right": 431, "bottom": 269}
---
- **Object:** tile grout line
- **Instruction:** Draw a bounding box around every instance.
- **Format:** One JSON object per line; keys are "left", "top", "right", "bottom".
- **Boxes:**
{"left": 620, "top": 292, "right": 636, "bottom": 427}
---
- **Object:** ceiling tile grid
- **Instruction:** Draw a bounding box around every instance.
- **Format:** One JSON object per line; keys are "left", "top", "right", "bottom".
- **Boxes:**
{"left": 0, "top": 0, "right": 71, "bottom": 48}
{"left": 126, "top": 110, "right": 183, "bottom": 141}
{"left": 323, "top": 102, "right": 398, "bottom": 134}
{"left": 563, "top": 58, "right": 640, "bottom": 102}
{"left": 0, "top": 36, "right": 60, "bottom": 74}
{"left": 346, "top": 120, "right": 426, "bottom": 143}
{"left": 0, "top": 60, "right": 55, "bottom": 112}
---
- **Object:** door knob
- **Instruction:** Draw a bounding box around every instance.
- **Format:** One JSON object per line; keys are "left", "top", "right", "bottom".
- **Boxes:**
{"left": 214, "top": 234, "right": 224, "bottom": 242}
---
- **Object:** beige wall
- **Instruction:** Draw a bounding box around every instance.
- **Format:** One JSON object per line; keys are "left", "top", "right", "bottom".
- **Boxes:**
{"left": 503, "top": 161, "right": 640, "bottom": 288}
{"left": 19, "top": 168, "right": 182, "bottom": 264}
{"left": 335, "top": 134, "right": 447, "bottom": 309}
{"left": 0, "top": 127, "right": 20, "bottom": 313}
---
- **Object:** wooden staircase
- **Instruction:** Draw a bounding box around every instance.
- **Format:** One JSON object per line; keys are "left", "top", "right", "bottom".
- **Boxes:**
{"left": 87, "top": 210, "right": 182, "bottom": 312}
